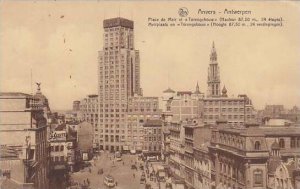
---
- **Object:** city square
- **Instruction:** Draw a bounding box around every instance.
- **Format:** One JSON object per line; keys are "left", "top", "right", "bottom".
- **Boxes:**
{"left": 69, "top": 152, "right": 169, "bottom": 189}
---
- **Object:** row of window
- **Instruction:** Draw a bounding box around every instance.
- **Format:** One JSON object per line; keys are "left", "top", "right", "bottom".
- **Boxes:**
{"left": 144, "top": 145, "right": 161, "bottom": 151}
{"left": 128, "top": 108, "right": 157, "bottom": 112}
{"left": 144, "top": 136, "right": 162, "bottom": 142}
{"left": 50, "top": 145, "right": 64, "bottom": 152}
{"left": 204, "top": 100, "right": 245, "bottom": 106}
{"left": 104, "top": 27, "right": 131, "bottom": 32}
{"left": 51, "top": 156, "right": 65, "bottom": 162}
{"left": 99, "top": 104, "right": 127, "bottom": 108}
{"left": 204, "top": 115, "right": 254, "bottom": 120}
{"left": 204, "top": 108, "right": 247, "bottom": 113}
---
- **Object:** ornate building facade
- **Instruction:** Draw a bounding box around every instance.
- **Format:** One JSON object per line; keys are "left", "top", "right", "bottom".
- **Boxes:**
{"left": 209, "top": 121, "right": 300, "bottom": 189}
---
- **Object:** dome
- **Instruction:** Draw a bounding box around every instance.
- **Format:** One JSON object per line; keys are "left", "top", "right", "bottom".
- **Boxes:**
{"left": 163, "top": 88, "right": 175, "bottom": 93}
{"left": 271, "top": 141, "right": 280, "bottom": 150}
{"left": 222, "top": 85, "right": 228, "bottom": 97}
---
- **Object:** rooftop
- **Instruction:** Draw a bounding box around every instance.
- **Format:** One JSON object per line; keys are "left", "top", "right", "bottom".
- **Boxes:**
{"left": 216, "top": 123, "right": 300, "bottom": 137}
{"left": 87, "top": 94, "right": 98, "bottom": 98}
{"left": 144, "top": 119, "right": 162, "bottom": 127}
{"left": 177, "top": 91, "right": 192, "bottom": 96}
{"left": 0, "top": 92, "right": 31, "bottom": 98}
{"left": 103, "top": 17, "right": 134, "bottom": 29}
{"left": 163, "top": 88, "right": 175, "bottom": 93}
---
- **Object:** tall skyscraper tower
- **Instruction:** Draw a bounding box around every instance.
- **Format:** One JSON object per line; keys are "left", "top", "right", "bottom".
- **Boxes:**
{"left": 98, "top": 17, "right": 142, "bottom": 151}
{"left": 207, "top": 42, "right": 221, "bottom": 97}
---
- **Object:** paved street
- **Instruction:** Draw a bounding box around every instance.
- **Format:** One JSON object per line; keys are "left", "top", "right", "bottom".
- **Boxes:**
{"left": 69, "top": 152, "right": 167, "bottom": 189}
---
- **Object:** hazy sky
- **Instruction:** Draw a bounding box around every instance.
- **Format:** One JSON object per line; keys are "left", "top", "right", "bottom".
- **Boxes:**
{"left": 1, "top": 1, "right": 299, "bottom": 110}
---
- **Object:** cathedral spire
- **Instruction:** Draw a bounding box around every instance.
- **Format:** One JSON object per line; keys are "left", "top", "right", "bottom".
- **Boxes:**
{"left": 195, "top": 82, "right": 200, "bottom": 94}
{"left": 210, "top": 41, "right": 217, "bottom": 62}
{"left": 207, "top": 41, "right": 221, "bottom": 97}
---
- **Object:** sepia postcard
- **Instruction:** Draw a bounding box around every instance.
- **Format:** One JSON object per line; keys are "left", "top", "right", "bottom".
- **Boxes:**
{"left": 0, "top": 1, "right": 300, "bottom": 189}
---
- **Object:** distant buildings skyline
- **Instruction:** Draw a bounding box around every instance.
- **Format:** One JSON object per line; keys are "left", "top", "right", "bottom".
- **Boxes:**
{"left": 1, "top": 3, "right": 300, "bottom": 110}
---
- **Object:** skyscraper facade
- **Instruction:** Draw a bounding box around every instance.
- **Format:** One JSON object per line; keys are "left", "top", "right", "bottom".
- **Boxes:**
{"left": 98, "top": 17, "right": 142, "bottom": 151}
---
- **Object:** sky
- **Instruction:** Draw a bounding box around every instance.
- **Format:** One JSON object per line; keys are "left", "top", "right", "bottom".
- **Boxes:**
{"left": 0, "top": 1, "right": 299, "bottom": 110}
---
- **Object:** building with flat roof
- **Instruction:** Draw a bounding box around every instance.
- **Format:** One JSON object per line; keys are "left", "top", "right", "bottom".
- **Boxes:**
{"left": 126, "top": 96, "right": 160, "bottom": 152}
{"left": 98, "top": 17, "right": 142, "bottom": 152}
{"left": 79, "top": 94, "right": 98, "bottom": 148}
{"left": 142, "top": 119, "right": 163, "bottom": 158}
{"left": 0, "top": 92, "right": 49, "bottom": 189}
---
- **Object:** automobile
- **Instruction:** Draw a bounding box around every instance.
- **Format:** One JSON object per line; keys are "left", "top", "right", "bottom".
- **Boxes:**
{"left": 131, "top": 164, "right": 137, "bottom": 170}
{"left": 104, "top": 175, "right": 115, "bottom": 188}
{"left": 116, "top": 157, "right": 122, "bottom": 161}
{"left": 147, "top": 156, "right": 158, "bottom": 162}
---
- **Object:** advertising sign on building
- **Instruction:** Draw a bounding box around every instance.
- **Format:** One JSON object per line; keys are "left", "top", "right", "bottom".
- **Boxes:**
{"left": 49, "top": 131, "right": 67, "bottom": 141}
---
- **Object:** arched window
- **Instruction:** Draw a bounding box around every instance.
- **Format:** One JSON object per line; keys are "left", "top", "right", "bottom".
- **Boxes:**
{"left": 279, "top": 139, "right": 285, "bottom": 148}
{"left": 254, "top": 141, "right": 261, "bottom": 150}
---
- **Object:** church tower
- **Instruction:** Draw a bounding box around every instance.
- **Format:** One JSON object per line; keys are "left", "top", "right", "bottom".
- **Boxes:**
{"left": 207, "top": 42, "right": 221, "bottom": 97}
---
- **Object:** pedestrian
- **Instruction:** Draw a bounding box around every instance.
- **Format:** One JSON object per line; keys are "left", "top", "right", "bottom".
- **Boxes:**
{"left": 133, "top": 173, "right": 135, "bottom": 178}
{"left": 87, "top": 178, "right": 90, "bottom": 186}
{"left": 115, "top": 181, "right": 118, "bottom": 186}
{"left": 122, "top": 161, "right": 125, "bottom": 166}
